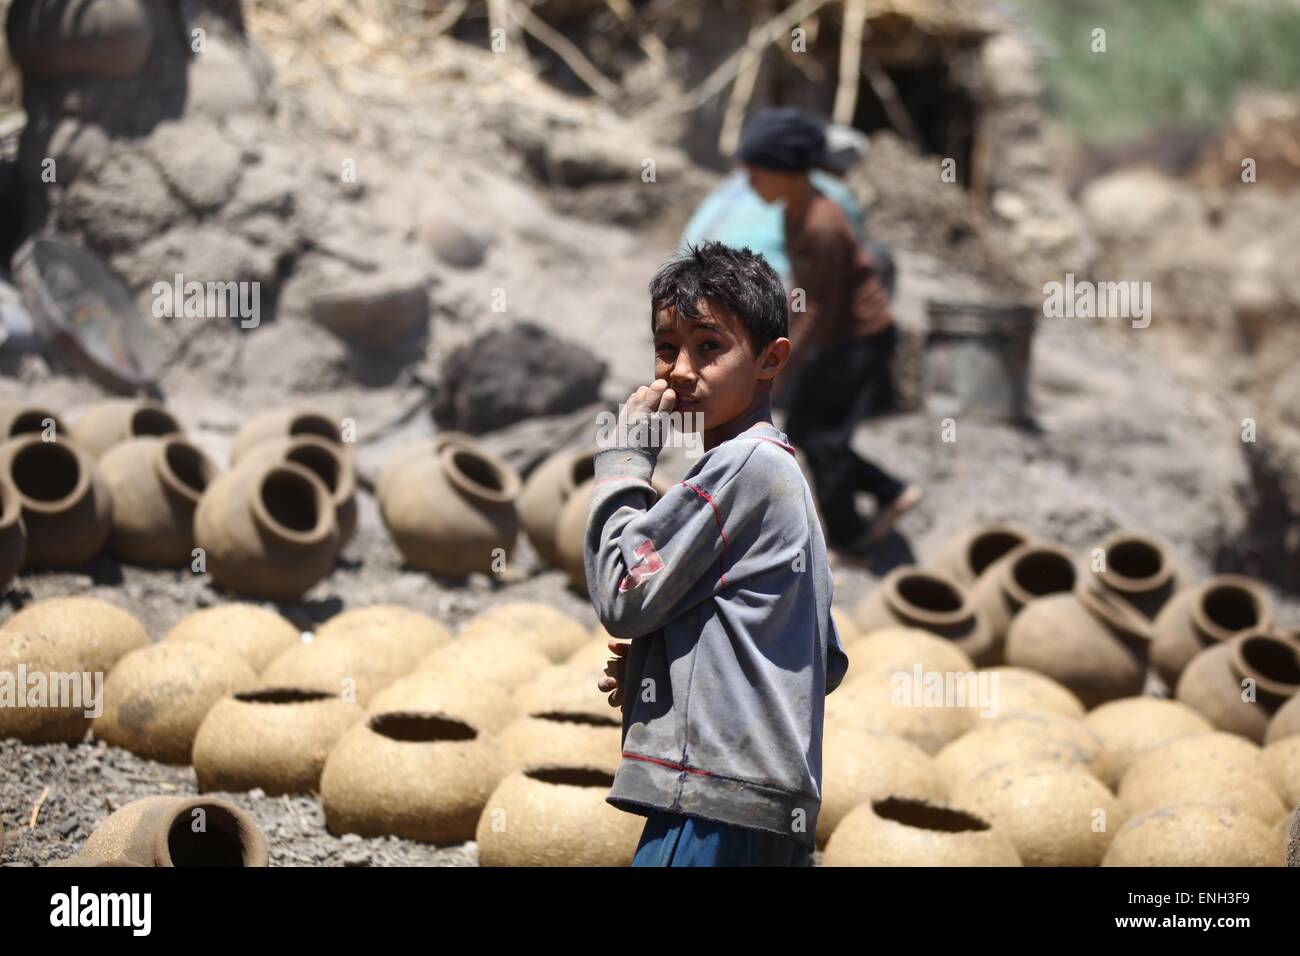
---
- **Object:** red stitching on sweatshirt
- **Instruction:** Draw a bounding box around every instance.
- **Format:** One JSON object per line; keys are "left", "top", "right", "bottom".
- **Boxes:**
{"left": 680, "top": 480, "right": 728, "bottom": 587}
{"left": 622, "top": 751, "right": 712, "bottom": 777}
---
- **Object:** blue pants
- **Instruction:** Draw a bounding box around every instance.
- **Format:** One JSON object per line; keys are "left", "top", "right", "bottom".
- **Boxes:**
{"left": 630, "top": 810, "right": 812, "bottom": 867}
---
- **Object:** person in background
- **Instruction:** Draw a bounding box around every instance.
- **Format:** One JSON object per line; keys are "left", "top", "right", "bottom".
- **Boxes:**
{"left": 737, "top": 106, "right": 920, "bottom": 560}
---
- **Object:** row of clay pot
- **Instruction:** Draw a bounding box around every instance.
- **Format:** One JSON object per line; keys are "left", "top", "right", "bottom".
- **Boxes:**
{"left": 819, "top": 625, "right": 1299, "bottom": 865}
{"left": 64, "top": 796, "right": 269, "bottom": 868}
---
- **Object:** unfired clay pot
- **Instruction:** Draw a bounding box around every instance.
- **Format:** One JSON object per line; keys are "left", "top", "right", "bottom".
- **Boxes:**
{"left": 162, "top": 604, "right": 300, "bottom": 673}
{"left": 237, "top": 435, "right": 357, "bottom": 547}
{"left": 1082, "top": 697, "right": 1213, "bottom": 788}
{"left": 80, "top": 796, "right": 269, "bottom": 867}
{"left": 817, "top": 727, "right": 945, "bottom": 846}
{"left": 969, "top": 542, "right": 1077, "bottom": 660}
{"left": 0, "top": 435, "right": 112, "bottom": 568}
{"left": 192, "top": 688, "right": 364, "bottom": 795}
{"left": 554, "top": 472, "right": 674, "bottom": 593}
{"left": 977, "top": 667, "right": 1084, "bottom": 721}
{"left": 934, "top": 712, "right": 1107, "bottom": 792}
{"left": 1085, "top": 531, "right": 1187, "bottom": 620}
{"left": 822, "top": 796, "right": 1021, "bottom": 866}
{"left": 71, "top": 399, "right": 182, "bottom": 460}
{"left": 230, "top": 408, "right": 348, "bottom": 464}
{"left": 374, "top": 431, "right": 479, "bottom": 504}
{"left": 194, "top": 459, "right": 339, "bottom": 600}
{"left": 0, "top": 630, "right": 92, "bottom": 743}
{"left": 476, "top": 767, "right": 643, "bottom": 867}
{"left": 259, "top": 636, "right": 405, "bottom": 707}
{"left": 518, "top": 448, "right": 596, "bottom": 568}
{"left": 93, "top": 643, "right": 258, "bottom": 764}
{"left": 854, "top": 567, "right": 996, "bottom": 666}
{"left": 314, "top": 605, "right": 450, "bottom": 669}
{"left": 456, "top": 601, "right": 590, "bottom": 663}
{"left": 320, "top": 712, "right": 506, "bottom": 843}
{"left": 3, "top": 595, "right": 149, "bottom": 675}
{"left": 418, "top": 633, "right": 551, "bottom": 691}
{"left": 926, "top": 522, "right": 1031, "bottom": 587}
{"left": 1102, "top": 805, "right": 1279, "bottom": 867}
{"left": 1118, "top": 759, "right": 1287, "bottom": 826}
{"left": 382, "top": 443, "right": 521, "bottom": 576}
{"left": 842, "top": 626, "right": 975, "bottom": 687}
{"left": 1151, "top": 574, "right": 1275, "bottom": 688}
{"left": 367, "top": 672, "right": 518, "bottom": 735}
{"left": 1263, "top": 736, "right": 1300, "bottom": 806}
{"left": 0, "top": 402, "right": 66, "bottom": 440}
{"left": 1268, "top": 692, "right": 1300, "bottom": 745}
{"left": 824, "top": 669, "right": 977, "bottom": 756}
{"left": 0, "top": 477, "right": 27, "bottom": 590}
{"left": 950, "top": 760, "right": 1124, "bottom": 866}
{"left": 1119, "top": 732, "right": 1277, "bottom": 802}
{"left": 100, "top": 436, "right": 217, "bottom": 566}
{"left": 1175, "top": 630, "right": 1300, "bottom": 743}
{"left": 1003, "top": 582, "right": 1151, "bottom": 708}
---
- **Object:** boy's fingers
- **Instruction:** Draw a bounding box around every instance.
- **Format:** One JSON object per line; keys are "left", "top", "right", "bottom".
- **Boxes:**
{"left": 607, "top": 640, "right": 629, "bottom": 657}
{"left": 659, "top": 387, "right": 676, "bottom": 414}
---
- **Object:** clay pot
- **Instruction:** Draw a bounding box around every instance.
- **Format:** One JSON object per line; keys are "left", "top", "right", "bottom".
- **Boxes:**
{"left": 951, "top": 761, "right": 1124, "bottom": 866}
{"left": 47, "top": 858, "right": 145, "bottom": 867}
{"left": 518, "top": 448, "right": 596, "bottom": 567}
{"left": 1262, "top": 736, "right": 1300, "bottom": 806}
{"left": 237, "top": 435, "right": 357, "bottom": 547}
{"left": 1151, "top": 575, "right": 1275, "bottom": 688}
{"left": 0, "top": 478, "right": 27, "bottom": 590}
{"left": 192, "top": 688, "right": 364, "bottom": 795}
{"left": 818, "top": 727, "right": 946, "bottom": 846}
{"left": 0, "top": 402, "right": 66, "bottom": 441}
{"left": 1102, "top": 805, "right": 1279, "bottom": 867}
{"left": 382, "top": 444, "right": 521, "bottom": 576}
{"left": 100, "top": 436, "right": 217, "bottom": 566}
{"left": 1003, "top": 582, "right": 1150, "bottom": 708}
{"left": 162, "top": 604, "right": 300, "bottom": 673}
{"left": 1085, "top": 531, "right": 1187, "bottom": 620}
{"left": 926, "top": 522, "right": 1031, "bottom": 587}
{"left": 367, "top": 672, "right": 517, "bottom": 734}
{"left": 93, "top": 643, "right": 258, "bottom": 764}
{"left": 934, "top": 712, "right": 1107, "bottom": 792}
{"left": 374, "top": 431, "right": 479, "bottom": 504}
{"left": 418, "top": 633, "right": 551, "bottom": 691}
{"left": 825, "top": 670, "right": 977, "bottom": 755}
{"left": 1121, "top": 732, "right": 1280, "bottom": 803}
{"left": 977, "top": 667, "right": 1084, "bottom": 721}
{"left": 309, "top": 268, "right": 430, "bottom": 350}
{"left": 194, "top": 459, "right": 339, "bottom": 601}
{"left": 230, "top": 408, "right": 349, "bottom": 464}
{"left": 1267, "top": 692, "right": 1300, "bottom": 745}
{"left": 1083, "top": 697, "right": 1213, "bottom": 789}
{"left": 457, "top": 602, "right": 590, "bottom": 663}
{"left": 968, "top": 542, "right": 1077, "bottom": 661}
{"left": 843, "top": 626, "right": 975, "bottom": 687}
{"left": 80, "top": 796, "right": 269, "bottom": 867}
{"left": 497, "top": 713, "right": 621, "bottom": 775}
{"left": 476, "top": 767, "right": 643, "bottom": 866}
{"left": 1175, "top": 630, "right": 1300, "bottom": 742}
{"left": 822, "top": 796, "right": 1021, "bottom": 866}
{"left": 260, "top": 636, "right": 405, "bottom": 706}
{"left": 512, "top": 661, "right": 611, "bottom": 717}
{"left": 71, "top": 399, "right": 182, "bottom": 460}
{"left": 0, "top": 435, "right": 112, "bottom": 568}
{"left": 0, "top": 630, "right": 92, "bottom": 743}
{"left": 3, "top": 595, "right": 149, "bottom": 675}
{"left": 554, "top": 473, "right": 674, "bottom": 593}
{"left": 854, "top": 567, "right": 996, "bottom": 665}
{"left": 320, "top": 712, "right": 506, "bottom": 843}
{"left": 1119, "top": 760, "right": 1287, "bottom": 825}
{"left": 314, "top": 605, "right": 450, "bottom": 668}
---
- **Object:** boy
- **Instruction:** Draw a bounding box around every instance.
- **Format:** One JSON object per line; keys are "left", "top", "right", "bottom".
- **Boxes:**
{"left": 586, "top": 241, "right": 849, "bottom": 867}
{"left": 739, "top": 106, "right": 920, "bottom": 557}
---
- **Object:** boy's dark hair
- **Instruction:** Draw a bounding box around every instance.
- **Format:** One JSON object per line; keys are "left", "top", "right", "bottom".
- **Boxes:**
{"left": 648, "top": 241, "right": 789, "bottom": 351}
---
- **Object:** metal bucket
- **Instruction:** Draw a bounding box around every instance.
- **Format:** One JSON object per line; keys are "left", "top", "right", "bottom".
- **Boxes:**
{"left": 924, "top": 299, "right": 1036, "bottom": 425}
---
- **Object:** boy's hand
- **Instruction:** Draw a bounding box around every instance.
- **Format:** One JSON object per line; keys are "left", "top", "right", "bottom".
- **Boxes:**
{"left": 597, "top": 639, "right": 630, "bottom": 707}
{"left": 619, "top": 378, "right": 677, "bottom": 453}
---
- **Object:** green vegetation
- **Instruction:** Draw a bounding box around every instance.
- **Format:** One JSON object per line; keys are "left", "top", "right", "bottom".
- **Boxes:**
{"left": 1010, "top": 0, "right": 1300, "bottom": 143}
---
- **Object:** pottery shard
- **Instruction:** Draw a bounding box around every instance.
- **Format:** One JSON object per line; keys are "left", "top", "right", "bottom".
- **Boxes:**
{"left": 433, "top": 322, "right": 607, "bottom": 434}
{"left": 308, "top": 266, "right": 431, "bottom": 350}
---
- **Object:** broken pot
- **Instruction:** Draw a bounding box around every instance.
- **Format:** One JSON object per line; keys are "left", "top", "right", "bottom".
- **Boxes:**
{"left": 80, "top": 795, "right": 269, "bottom": 867}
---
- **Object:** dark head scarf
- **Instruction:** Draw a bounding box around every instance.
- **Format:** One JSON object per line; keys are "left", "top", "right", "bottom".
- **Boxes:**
{"left": 736, "top": 107, "right": 829, "bottom": 172}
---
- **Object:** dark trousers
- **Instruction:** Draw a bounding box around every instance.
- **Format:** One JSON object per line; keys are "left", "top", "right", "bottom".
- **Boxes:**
{"left": 784, "top": 326, "right": 905, "bottom": 549}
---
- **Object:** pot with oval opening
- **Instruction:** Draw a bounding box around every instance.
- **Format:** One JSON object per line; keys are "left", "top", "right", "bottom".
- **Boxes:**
{"left": 518, "top": 448, "right": 597, "bottom": 568}
{"left": 381, "top": 444, "right": 521, "bottom": 576}
{"left": 320, "top": 711, "right": 506, "bottom": 843}
{"left": 926, "top": 522, "right": 1032, "bottom": 588}
{"left": 236, "top": 435, "right": 357, "bottom": 547}
{"left": 0, "top": 402, "right": 67, "bottom": 441}
{"left": 1085, "top": 531, "right": 1188, "bottom": 620}
{"left": 1176, "top": 629, "right": 1300, "bottom": 743}
{"left": 100, "top": 436, "right": 218, "bottom": 566}
{"left": 969, "top": 541, "right": 1077, "bottom": 660}
{"left": 0, "top": 434, "right": 112, "bottom": 568}
{"left": 230, "top": 408, "right": 349, "bottom": 464}
{"left": 79, "top": 796, "right": 269, "bottom": 867}
{"left": 854, "top": 566, "right": 995, "bottom": 665}
{"left": 71, "top": 399, "right": 183, "bottom": 460}
{"left": 193, "top": 458, "right": 339, "bottom": 600}
{"left": 1151, "top": 574, "right": 1275, "bottom": 689}
{"left": 822, "top": 796, "right": 1021, "bottom": 866}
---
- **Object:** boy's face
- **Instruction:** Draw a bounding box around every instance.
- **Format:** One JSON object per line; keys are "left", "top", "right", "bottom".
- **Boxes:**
{"left": 653, "top": 300, "right": 785, "bottom": 433}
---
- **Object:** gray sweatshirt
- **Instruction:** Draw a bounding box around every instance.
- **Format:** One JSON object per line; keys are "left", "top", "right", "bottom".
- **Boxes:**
{"left": 583, "top": 417, "right": 849, "bottom": 848}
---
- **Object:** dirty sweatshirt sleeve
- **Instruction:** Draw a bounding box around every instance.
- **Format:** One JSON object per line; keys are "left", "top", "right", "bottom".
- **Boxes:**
{"left": 584, "top": 440, "right": 759, "bottom": 641}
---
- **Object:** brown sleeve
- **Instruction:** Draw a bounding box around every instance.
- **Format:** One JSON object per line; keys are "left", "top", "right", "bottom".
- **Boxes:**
{"left": 787, "top": 219, "right": 854, "bottom": 360}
